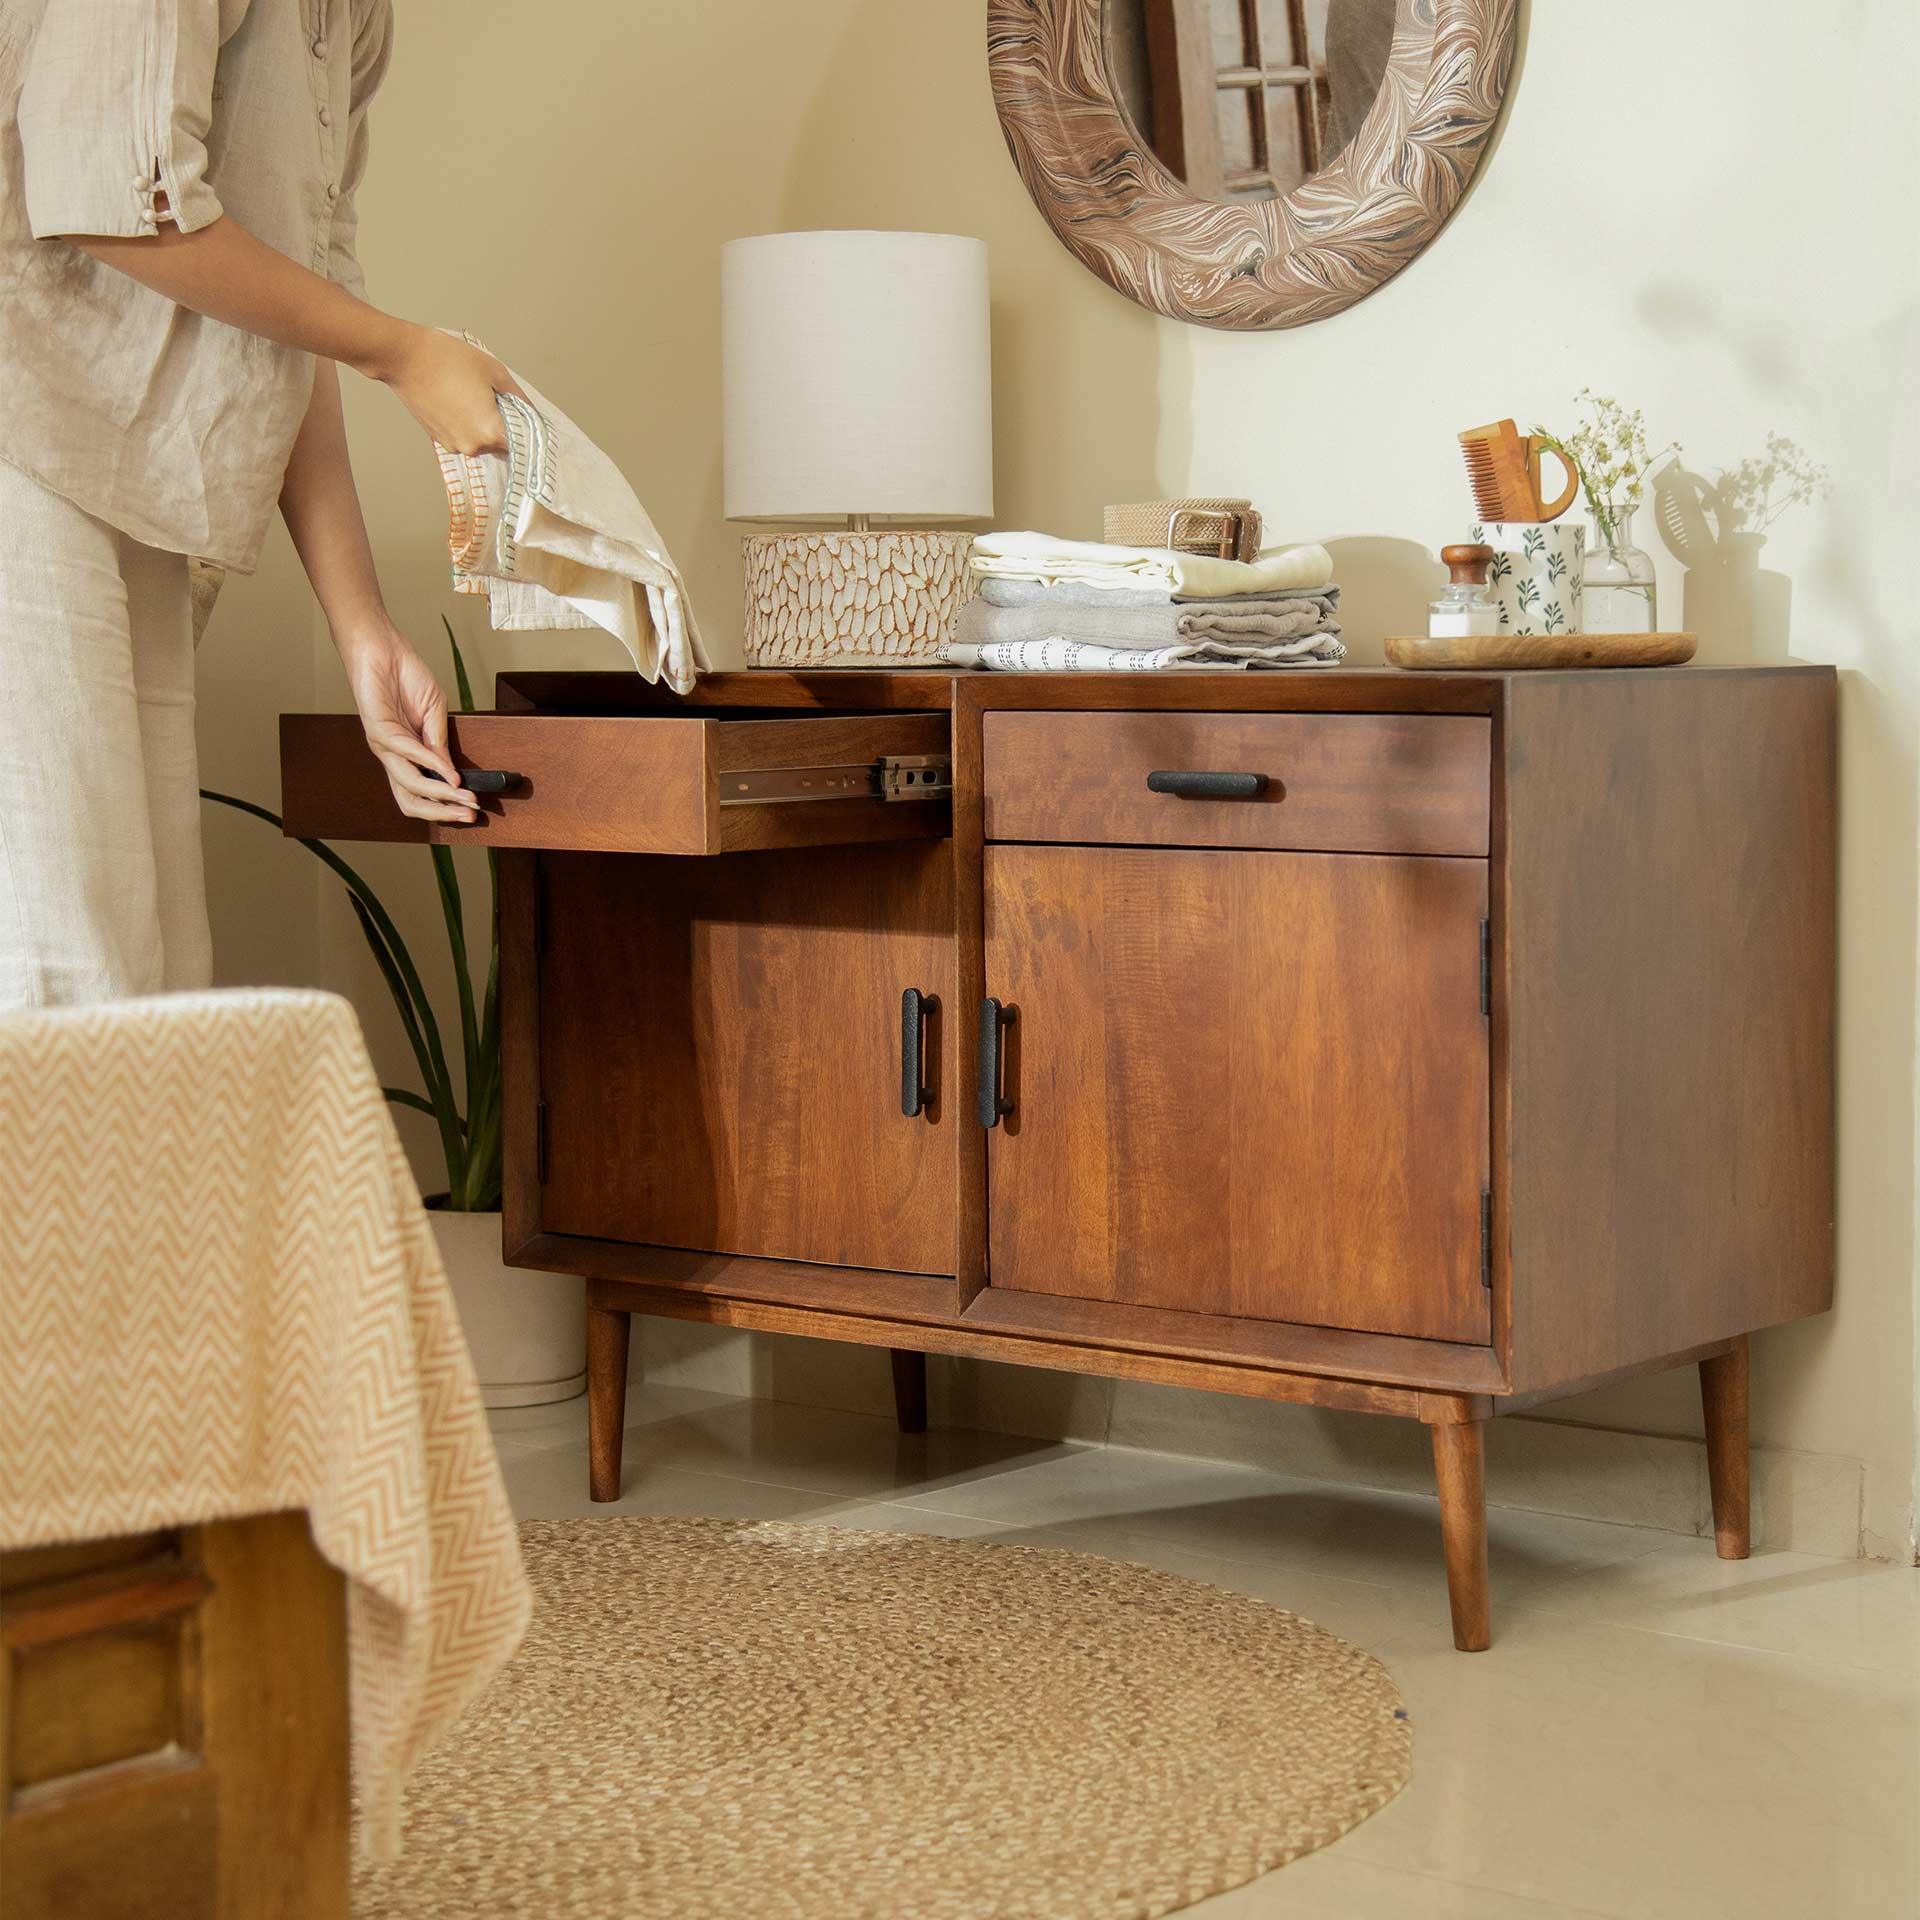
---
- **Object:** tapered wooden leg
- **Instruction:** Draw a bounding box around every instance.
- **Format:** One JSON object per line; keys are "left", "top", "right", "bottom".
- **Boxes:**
{"left": 1430, "top": 1418, "right": 1491, "bottom": 1652}
{"left": 1699, "top": 1335, "right": 1751, "bottom": 1559}
{"left": 889, "top": 1348, "right": 928, "bottom": 1434}
{"left": 586, "top": 1307, "right": 632, "bottom": 1503}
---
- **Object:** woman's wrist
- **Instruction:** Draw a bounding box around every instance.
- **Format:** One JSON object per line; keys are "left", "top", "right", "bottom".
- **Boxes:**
{"left": 330, "top": 612, "right": 407, "bottom": 670}
{"left": 347, "top": 311, "right": 419, "bottom": 386}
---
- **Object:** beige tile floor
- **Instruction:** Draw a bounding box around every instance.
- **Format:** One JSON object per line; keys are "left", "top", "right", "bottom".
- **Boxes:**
{"left": 492, "top": 1385, "right": 1920, "bottom": 1920}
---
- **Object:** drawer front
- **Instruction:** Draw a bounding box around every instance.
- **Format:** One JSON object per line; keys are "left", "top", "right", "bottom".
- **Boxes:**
{"left": 280, "top": 712, "right": 949, "bottom": 854}
{"left": 983, "top": 711, "right": 1491, "bottom": 856}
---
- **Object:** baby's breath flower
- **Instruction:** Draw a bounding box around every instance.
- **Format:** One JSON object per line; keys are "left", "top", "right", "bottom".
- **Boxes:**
{"left": 1531, "top": 392, "right": 1678, "bottom": 545}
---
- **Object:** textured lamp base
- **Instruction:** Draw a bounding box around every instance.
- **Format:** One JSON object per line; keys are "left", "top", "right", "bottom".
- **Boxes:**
{"left": 742, "top": 531, "right": 973, "bottom": 668}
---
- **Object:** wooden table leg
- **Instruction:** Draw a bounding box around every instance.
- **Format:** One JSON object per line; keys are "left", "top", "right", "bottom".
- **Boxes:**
{"left": 1430, "top": 1417, "right": 1491, "bottom": 1652}
{"left": 586, "top": 1306, "right": 632, "bottom": 1503}
{"left": 889, "top": 1348, "right": 928, "bottom": 1434}
{"left": 1699, "top": 1335, "right": 1751, "bottom": 1559}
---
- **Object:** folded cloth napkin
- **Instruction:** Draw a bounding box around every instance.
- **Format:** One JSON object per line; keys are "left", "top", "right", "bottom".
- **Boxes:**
{"left": 970, "top": 530, "right": 1334, "bottom": 598}
{"left": 436, "top": 346, "right": 709, "bottom": 692}
{"left": 956, "top": 598, "right": 1337, "bottom": 649}
{"left": 978, "top": 577, "right": 1341, "bottom": 613}
{"left": 940, "top": 633, "right": 1345, "bottom": 671}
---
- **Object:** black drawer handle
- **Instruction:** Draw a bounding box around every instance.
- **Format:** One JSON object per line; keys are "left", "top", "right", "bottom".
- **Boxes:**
{"left": 1146, "top": 770, "right": 1269, "bottom": 800}
{"left": 901, "top": 988, "right": 937, "bottom": 1118}
{"left": 978, "top": 997, "right": 1015, "bottom": 1130}
{"left": 458, "top": 769, "right": 524, "bottom": 795}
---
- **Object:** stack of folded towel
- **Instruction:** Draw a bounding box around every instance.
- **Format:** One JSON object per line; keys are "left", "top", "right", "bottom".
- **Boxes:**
{"left": 940, "top": 530, "right": 1343, "bottom": 672}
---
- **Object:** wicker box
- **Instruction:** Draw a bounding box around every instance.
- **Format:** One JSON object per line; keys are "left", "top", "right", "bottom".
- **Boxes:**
{"left": 1103, "top": 498, "right": 1261, "bottom": 561}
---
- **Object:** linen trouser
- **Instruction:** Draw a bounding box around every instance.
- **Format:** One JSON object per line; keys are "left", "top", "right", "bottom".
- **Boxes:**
{"left": 0, "top": 460, "right": 212, "bottom": 1008}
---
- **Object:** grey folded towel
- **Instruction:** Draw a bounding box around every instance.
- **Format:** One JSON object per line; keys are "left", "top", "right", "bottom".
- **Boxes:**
{"left": 978, "top": 577, "right": 1341, "bottom": 613}
{"left": 1178, "top": 606, "right": 1343, "bottom": 640}
{"left": 956, "top": 597, "right": 1338, "bottom": 650}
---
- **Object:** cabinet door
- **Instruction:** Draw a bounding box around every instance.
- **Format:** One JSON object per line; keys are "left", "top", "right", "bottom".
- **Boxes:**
{"left": 539, "top": 844, "right": 956, "bottom": 1275}
{"left": 984, "top": 845, "right": 1490, "bottom": 1343}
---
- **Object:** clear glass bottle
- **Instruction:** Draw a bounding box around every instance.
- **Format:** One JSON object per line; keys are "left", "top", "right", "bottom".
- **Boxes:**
{"left": 1428, "top": 544, "right": 1500, "bottom": 638}
{"left": 1582, "top": 504, "right": 1658, "bottom": 633}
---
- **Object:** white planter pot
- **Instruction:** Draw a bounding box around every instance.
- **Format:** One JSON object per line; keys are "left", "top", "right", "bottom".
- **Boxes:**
{"left": 431, "top": 1208, "right": 586, "bottom": 1408}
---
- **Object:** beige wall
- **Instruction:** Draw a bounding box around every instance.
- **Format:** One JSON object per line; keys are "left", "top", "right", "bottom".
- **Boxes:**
{"left": 200, "top": 0, "right": 1920, "bottom": 1558}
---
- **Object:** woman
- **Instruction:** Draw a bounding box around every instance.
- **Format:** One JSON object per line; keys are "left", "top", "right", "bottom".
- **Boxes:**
{"left": 0, "top": 0, "right": 499, "bottom": 1009}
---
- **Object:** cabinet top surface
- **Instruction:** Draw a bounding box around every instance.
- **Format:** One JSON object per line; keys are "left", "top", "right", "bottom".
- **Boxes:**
{"left": 496, "top": 664, "right": 1833, "bottom": 717}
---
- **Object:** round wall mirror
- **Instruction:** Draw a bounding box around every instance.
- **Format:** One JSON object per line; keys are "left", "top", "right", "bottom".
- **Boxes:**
{"left": 988, "top": 0, "right": 1518, "bottom": 330}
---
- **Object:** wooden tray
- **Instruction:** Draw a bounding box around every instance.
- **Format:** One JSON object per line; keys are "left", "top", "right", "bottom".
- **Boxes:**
{"left": 1385, "top": 631, "right": 1696, "bottom": 670}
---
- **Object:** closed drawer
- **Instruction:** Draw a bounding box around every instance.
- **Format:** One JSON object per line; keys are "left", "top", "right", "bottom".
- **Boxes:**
{"left": 280, "top": 712, "right": 950, "bottom": 854}
{"left": 982, "top": 711, "right": 1490, "bottom": 856}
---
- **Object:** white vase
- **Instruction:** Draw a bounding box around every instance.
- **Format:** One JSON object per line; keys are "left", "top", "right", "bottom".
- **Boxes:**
{"left": 431, "top": 1208, "right": 586, "bottom": 1408}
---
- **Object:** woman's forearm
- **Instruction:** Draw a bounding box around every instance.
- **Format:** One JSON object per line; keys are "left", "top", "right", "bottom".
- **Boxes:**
{"left": 279, "top": 359, "right": 480, "bottom": 826}
{"left": 75, "top": 212, "right": 410, "bottom": 379}
{"left": 278, "top": 357, "right": 389, "bottom": 649}
{"left": 72, "top": 210, "right": 517, "bottom": 452}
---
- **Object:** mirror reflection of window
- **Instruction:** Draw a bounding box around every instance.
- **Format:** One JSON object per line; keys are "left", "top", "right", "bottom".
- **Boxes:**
{"left": 1322, "top": 0, "right": 1395, "bottom": 155}
{"left": 1107, "top": 0, "right": 1396, "bottom": 202}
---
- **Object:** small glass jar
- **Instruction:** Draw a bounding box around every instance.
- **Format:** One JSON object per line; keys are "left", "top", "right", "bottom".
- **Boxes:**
{"left": 1429, "top": 544, "right": 1500, "bottom": 638}
{"left": 1582, "top": 504, "right": 1659, "bottom": 633}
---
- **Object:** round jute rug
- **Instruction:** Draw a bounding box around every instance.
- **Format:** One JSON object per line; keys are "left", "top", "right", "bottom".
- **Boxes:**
{"left": 355, "top": 1516, "right": 1410, "bottom": 1920}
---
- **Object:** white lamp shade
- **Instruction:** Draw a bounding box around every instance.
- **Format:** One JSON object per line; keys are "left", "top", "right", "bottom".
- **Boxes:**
{"left": 722, "top": 231, "right": 992, "bottom": 523}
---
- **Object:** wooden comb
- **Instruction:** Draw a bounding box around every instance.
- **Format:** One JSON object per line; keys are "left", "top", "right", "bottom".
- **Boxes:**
{"left": 1458, "top": 420, "right": 1579, "bottom": 523}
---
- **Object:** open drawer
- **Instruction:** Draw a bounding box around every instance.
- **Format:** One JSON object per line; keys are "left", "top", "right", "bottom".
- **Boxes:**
{"left": 278, "top": 711, "right": 952, "bottom": 854}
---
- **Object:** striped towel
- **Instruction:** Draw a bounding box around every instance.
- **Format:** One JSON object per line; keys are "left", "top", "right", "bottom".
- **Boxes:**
{"left": 940, "top": 633, "right": 1345, "bottom": 671}
{"left": 435, "top": 341, "right": 709, "bottom": 692}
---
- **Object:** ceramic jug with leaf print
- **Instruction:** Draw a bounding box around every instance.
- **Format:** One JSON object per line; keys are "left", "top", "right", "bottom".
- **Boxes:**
{"left": 1471, "top": 521, "right": 1585, "bottom": 636}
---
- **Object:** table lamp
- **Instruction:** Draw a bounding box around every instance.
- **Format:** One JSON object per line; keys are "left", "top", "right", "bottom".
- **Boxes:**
{"left": 722, "top": 230, "right": 992, "bottom": 668}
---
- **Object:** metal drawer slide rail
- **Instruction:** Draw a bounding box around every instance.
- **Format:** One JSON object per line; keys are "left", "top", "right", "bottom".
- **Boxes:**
{"left": 719, "top": 754, "right": 953, "bottom": 807}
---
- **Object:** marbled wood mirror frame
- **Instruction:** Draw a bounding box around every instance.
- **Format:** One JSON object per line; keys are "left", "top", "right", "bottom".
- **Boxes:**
{"left": 987, "top": 0, "right": 1518, "bottom": 331}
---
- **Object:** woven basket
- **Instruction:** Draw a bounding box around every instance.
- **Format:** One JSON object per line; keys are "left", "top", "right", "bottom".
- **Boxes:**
{"left": 1104, "top": 498, "right": 1262, "bottom": 561}
{"left": 742, "top": 531, "right": 972, "bottom": 668}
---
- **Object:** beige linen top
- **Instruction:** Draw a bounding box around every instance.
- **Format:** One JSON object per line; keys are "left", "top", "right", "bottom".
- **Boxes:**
{"left": 0, "top": 0, "right": 392, "bottom": 571}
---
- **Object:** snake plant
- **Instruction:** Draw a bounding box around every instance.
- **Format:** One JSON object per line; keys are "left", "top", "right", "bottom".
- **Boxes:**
{"left": 201, "top": 621, "right": 501, "bottom": 1210}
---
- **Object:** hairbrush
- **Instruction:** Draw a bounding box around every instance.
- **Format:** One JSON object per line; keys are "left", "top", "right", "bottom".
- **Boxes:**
{"left": 1458, "top": 420, "right": 1579, "bottom": 523}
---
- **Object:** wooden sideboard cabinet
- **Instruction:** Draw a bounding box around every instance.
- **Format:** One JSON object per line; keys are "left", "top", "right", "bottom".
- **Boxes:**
{"left": 280, "top": 665, "right": 1836, "bottom": 1650}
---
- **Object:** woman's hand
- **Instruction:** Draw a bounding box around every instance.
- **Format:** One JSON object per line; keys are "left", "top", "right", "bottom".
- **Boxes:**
{"left": 279, "top": 365, "right": 482, "bottom": 825}
{"left": 372, "top": 325, "right": 519, "bottom": 454}
{"left": 340, "top": 627, "right": 482, "bottom": 826}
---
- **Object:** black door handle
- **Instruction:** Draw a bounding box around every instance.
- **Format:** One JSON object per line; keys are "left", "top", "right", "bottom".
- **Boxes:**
{"left": 458, "top": 769, "right": 524, "bottom": 794}
{"left": 901, "top": 988, "right": 937, "bottom": 1118}
{"left": 1146, "top": 770, "right": 1269, "bottom": 799}
{"left": 979, "top": 997, "right": 1015, "bottom": 1129}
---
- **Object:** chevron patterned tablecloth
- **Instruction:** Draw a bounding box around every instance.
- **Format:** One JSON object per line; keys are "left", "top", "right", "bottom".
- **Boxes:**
{"left": 0, "top": 989, "right": 532, "bottom": 1859}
